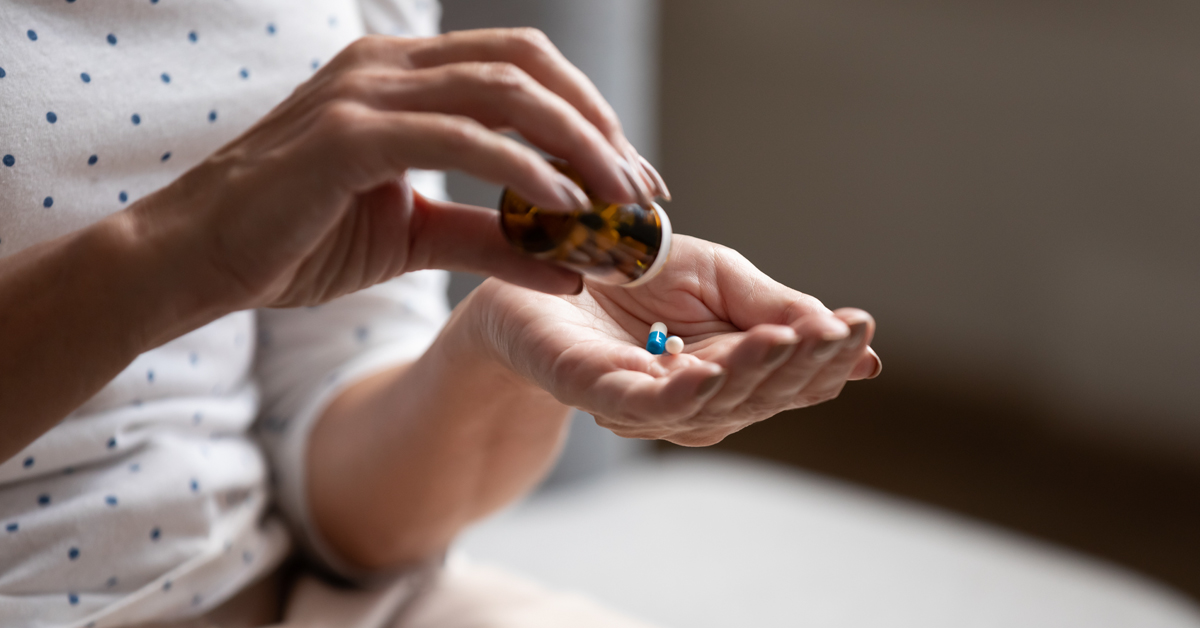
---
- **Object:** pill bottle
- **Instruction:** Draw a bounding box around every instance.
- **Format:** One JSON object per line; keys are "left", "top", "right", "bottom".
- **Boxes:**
{"left": 498, "top": 161, "right": 672, "bottom": 287}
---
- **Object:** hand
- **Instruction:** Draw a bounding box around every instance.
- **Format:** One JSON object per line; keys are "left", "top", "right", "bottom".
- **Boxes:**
{"left": 128, "top": 29, "right": 670, "bottom": 312}
{"left": 473, "top": 235, "right": 881, "bottom": 446}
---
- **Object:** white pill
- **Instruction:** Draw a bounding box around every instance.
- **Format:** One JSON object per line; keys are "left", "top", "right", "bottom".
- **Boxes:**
{"left": 650, "top": 322, "right": 668, "bottom": 335}
{"left": 665, "top": 335, "right": 684, "bottom": 355}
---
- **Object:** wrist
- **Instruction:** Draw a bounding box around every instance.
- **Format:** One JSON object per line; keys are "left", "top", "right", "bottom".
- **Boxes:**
{"left": 96, "top": 200, "right": 237, "bottom": 351}
{"left": 439, "top": 283, "right": 546, "bottom": 397}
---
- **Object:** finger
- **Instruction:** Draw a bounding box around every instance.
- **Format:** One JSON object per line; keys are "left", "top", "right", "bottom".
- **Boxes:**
{"left": 402, "top": 29, "right": 658, "bottom": 202}
{"left": 296, "top": 105, "right": 587, "bottom": 212}
{"left": 584, "top": 363, "right": 725, "bottom": 432}
{"left": 331, "top": 63, "right": 636, "bottom": 205}
{"left": 665, "top": 239, "right": 833, "bottom": 331}
{"left": 795, "top": 310, "right": 875, "bottom": 405}
{"left": 408, "top": 193, "right": 583, "bottom": 294}
{"left": 849, "top": 346, "right": 882, "bottom": 381}
{"left": 743, "top": 311, "right": 853, "bottom": 404}
{"left": 694, "top": 325, "right": 799, "bottom": 414}
{"left": 405, "top": 30, "right": 627, "bottom": 147}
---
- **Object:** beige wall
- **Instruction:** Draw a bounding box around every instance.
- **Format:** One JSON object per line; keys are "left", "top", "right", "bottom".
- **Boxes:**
{"left": 660, "top": 0, "right": 1200, "bottom": 456}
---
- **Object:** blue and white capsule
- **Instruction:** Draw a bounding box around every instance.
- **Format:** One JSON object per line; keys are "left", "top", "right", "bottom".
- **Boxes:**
{"left": 646, "top": 322, "right": 668, "bottom": 355}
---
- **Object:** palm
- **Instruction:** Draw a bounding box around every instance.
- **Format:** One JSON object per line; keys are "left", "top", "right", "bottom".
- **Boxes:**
{"left": 481, "top": 235, "right": 879, "bottom": 446}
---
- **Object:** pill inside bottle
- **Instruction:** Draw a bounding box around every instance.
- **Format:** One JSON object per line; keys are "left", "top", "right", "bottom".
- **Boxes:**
{"left": 499, "top": 161, "right": 672, "bottom": 287}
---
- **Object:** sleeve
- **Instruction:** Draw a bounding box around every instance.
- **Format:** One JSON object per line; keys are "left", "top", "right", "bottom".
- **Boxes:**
{"left": 357, "top": 0, "right": 442, "bottom": 38}
{"left": 253, "top": 171, "right": 452, "bottom": 581}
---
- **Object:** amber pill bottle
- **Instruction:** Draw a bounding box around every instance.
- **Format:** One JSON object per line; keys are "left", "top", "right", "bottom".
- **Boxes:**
{"left": 498, "top": 162, "right": 672, "bottom": 287}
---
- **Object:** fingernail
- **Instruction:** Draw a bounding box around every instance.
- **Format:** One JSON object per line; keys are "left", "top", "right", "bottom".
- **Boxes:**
{"left": 697, "top": 372, "right": 724, "bottom": 397}
{"left": 638, "top": 154, "right": 672, "bottom": 201}
{"left": 811, "top": 339, "right": 842, "bottom": 361}
{"left": 553, "top": 173, "right": 592, "bottom": 212}
{"left": 820, "top": 326, "right": 850, "bottom": 342}
{"left": 619, "top": 158, "right": 655, "bottom": 208}
{"left": 763, "top": 343, "right": 793, "bottom": 366}
{"left": 847, "top": 322, "right": 868, "bottom": 348}
{"left": 867, "top": 348, "right": 882, "bottom": 378}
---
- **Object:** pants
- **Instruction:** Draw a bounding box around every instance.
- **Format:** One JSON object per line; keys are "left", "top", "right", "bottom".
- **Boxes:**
{"left": 143, "top": 558, "right": 660, "bottom": 628}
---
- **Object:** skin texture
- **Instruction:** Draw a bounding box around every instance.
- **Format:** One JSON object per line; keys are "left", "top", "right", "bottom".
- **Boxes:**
{"left": 0, "top": 28, "right": 879, "bottom": 573}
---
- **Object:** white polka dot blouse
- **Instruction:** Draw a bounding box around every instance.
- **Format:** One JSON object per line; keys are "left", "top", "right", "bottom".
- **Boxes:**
{"left": 0, "top": 2, "right": 449, "bottom": 627}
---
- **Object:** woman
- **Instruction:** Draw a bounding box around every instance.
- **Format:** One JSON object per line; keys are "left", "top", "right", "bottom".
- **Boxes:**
{"left": 0, "top": 1, "right": 879, "bottom": 626}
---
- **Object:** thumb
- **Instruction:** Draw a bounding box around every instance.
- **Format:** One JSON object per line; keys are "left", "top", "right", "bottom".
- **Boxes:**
{"left": 407, "top": 192, "right": 583, "bottom": 295}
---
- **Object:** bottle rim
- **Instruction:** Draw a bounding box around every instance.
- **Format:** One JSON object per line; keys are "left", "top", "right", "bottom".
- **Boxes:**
{"left": 622, "top": 202, "right": 672, "bottom": 288}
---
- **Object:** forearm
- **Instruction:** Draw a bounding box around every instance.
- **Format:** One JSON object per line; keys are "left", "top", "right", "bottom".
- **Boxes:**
{"left": 0, "top": 209, "right": 227, "bottom": 462}
{"left": 307, "top": 291, "right": 572, "bottom": 571}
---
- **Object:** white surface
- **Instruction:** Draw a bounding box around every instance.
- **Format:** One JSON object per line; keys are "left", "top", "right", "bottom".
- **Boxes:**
{"left": 457, "top": 453, "right": 1200, "bottom": 628}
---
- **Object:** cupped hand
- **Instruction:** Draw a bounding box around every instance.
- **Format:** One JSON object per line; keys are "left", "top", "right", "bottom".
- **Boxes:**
{"left": 474, "top": 235, "right": 882, "bottom": 446}
{"left": 130, "top": 29, "right": 668, "bottom": 311}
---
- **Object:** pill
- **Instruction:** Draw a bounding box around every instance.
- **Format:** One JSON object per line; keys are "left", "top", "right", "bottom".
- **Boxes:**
{"left": 646, "top": 322, "right": 668, "bottom": 355}
{"left": 665, "top": 335, "right": 684, "bottom": 355}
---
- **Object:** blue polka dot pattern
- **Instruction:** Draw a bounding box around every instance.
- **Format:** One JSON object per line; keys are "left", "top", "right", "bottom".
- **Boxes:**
{"left": 37, "top": 494, "right": 50, "bottom": 506}
{"left": 131, "top": 113, "right": 141, "bottom": 125}
{"left": 188, "top": 31, "right": 198, "bottom": 43}
{"left": 190, "top": 479, "right": 199, "bottom": 492}
{"left": 80, "top": 72, "right": 91, "bottom": 83}
{"left": 161, "top": 72, "right": 171, "bottom": 84}
{"left": 23, "top": 457, "right": 34, "bottom": 468}
{"left": 129, "top": 462, "right": 140, "bottom": 472}
{"left": 107, "top": 34, "right": 118, "bottom": 45}
{"left": 119, "top": 191, "right": 128, "bottom": 203}
{"left": 267, "top": 23, "right": 277, "bottom": 35}
{"left": 3, "top": 155, "right": 14, "bottom": 167}
{"left": 88, "top": 154, "right": 98, "bottom": 165}
{"left": 150, "top": 527, "right": 161, "bottom": 541}
{"left": 68, "top": 547, "right": 80, "bottom": 560}
{"left": 105, "top": 495, "right": 118, "bottom": 506}
{"left": 0, "top": 67, "right": 6, "bottom": 78}
{"left": 107, "top": 576, "right": 118, "bottom": 588}
{"left": 208, "top": 110, "right": 217, "bottom": 122}
{"left": 311, "top": 59, "right": 320, "bottom": 71}
{"left": 147, "top": 369, "right": 154, "bottom": 382}
{"left": 107, "top": 437, "right": 117, "bottom": 449}
{"left": 68, "top": 593, "right": 79, "bottom": 605}
{"left": 27, "top": 30, "right": 38, "bottom": 42}
{"left": 46, "top": 112, "right": 58, "bottom": 124}
{"left": 43, "top": 197, "right": 54, "bottom": 208}
{"left": 6, "top": 523, "right": 18, "bottom": 533}
{"left": 163, "top": 580, "right": 172, "bottom": 591}
{"left": 239, "top": 68, "right": 250, "bottom": 79}
{"left": 162, "top": 152, "right": 171, "bottom": 162}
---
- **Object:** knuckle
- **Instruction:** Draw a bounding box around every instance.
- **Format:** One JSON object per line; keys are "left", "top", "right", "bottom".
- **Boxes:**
{"left": 476, "top": 62, "right": 532, "bottom": 92}
{"left": 318, "top": 100, "right": 369, "bottom": 130}
{"left": 343, "top": 35, "right": 390, "bottom": 64}
{"left": 508, "top": 27, "right": 556, "bottom": 55}
{"left": 328, "top": 69, "right": 376, "bottom": 100}
{"left": 433, "top": 116, "right": 482, "bottom": 151}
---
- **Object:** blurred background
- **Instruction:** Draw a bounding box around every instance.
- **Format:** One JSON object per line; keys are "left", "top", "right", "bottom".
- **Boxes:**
{"left": 438, "top": 0, "right": 1200, "bottom": 623}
